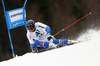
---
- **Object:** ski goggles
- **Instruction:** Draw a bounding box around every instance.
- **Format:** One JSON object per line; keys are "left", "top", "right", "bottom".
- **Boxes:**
{"left": 28, "top": 27, "right": 34, "bottom": 30}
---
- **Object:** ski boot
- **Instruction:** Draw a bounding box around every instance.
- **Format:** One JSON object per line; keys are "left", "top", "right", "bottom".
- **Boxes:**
{"left": 49, "top": 43, "right": 57, "bottom": 48}
{"left": 68, "top": 39, "right": 76, "bottom": 45}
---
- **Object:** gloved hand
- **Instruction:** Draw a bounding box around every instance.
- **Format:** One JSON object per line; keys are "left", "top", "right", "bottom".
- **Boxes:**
{"left": 47, "top": 34, "right": 52, "bottom": 41}
{"left": 47, "top": 36, "right": 52, "bottom": 41}
{"left": 32, "top": 47, "right": 38, "bottom": 53}
{"left": 30, "top": 44, "right": 38, "bottom": 53}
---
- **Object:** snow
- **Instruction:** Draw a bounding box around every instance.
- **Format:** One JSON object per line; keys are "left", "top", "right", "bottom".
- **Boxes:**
{"left": 0, "top": 29, "right": 100, "bottom": 66}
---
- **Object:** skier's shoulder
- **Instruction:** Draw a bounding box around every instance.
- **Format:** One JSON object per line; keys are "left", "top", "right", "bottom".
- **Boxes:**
{"left": 35, "top": 22, "right": 46, "bottom": 26}
{"left": 35, "top": 22, "right": 47, "bottom": 29}
{"left": 35, "top": 22, "right": 43, "bottom": 25}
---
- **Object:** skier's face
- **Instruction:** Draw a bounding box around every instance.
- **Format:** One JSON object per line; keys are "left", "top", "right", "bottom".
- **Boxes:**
{"left": 28, "top": 27, "right": 35, "bottom": 32}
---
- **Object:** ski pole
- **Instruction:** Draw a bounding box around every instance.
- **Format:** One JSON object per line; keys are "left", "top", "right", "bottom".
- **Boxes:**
{"left": 52, "top": 12, "right": 91, "bottom": 37}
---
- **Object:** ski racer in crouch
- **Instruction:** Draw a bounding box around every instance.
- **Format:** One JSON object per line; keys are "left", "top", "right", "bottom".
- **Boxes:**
{"left": 26, "top": 19, "right": 75, "bottom": 52}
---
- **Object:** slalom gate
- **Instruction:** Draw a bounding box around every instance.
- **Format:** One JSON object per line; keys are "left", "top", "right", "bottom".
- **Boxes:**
{"left": 2, "top": 0, "right": 27, "bottom": 58}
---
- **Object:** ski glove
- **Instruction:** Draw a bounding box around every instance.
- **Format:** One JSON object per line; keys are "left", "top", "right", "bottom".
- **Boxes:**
{"left": 30, "top": 44, "right": 36, "bottom": 49}
{"left": 47, "top": 36, "right": 52, "bottom": 41}
{"left": 47, "top": 34, "right": 52, "bottom": 41}
{"left": 32, "top": 47, "right": 38, "bottom": 53}
{"left": 30, "top": 44, "right": 38, "bottom": 53}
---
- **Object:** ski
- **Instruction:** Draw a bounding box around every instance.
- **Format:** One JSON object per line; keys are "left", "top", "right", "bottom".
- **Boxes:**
{"left": 33, "top": 41, "right": 82, "bottom": 53}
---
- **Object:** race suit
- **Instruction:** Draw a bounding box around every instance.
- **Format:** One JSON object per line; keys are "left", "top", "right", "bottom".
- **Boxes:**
{"left": 27, "top": 22, "right": 68, "bottom": 49}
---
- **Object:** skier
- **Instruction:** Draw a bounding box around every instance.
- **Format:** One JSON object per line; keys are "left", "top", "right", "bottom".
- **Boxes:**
{"left": 26, "top": 19, "right": 75, "bottom": 52}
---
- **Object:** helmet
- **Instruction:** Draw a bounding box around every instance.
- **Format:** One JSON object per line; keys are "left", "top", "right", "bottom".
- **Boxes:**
{"left": 26, "top": 19, "right": 35, "bottom": 28}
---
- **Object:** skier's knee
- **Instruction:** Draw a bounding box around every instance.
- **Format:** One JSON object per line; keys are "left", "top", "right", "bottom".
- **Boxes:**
{"left": 53, "top": 39, "right": 59, "bottom": 44}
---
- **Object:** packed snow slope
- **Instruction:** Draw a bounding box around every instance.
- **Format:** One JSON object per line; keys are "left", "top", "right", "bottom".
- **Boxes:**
{"left": 0, "top": 29, "right": 100, "bottom": 66}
